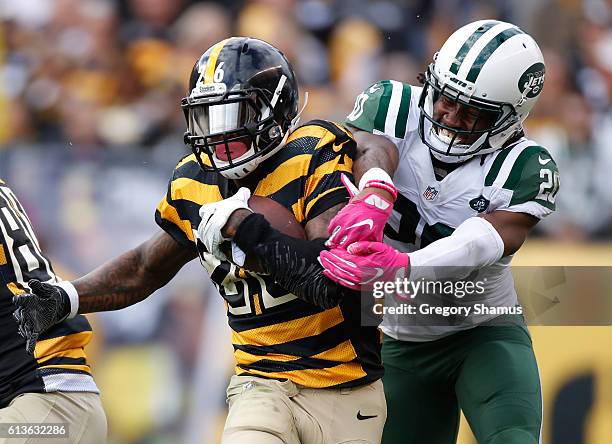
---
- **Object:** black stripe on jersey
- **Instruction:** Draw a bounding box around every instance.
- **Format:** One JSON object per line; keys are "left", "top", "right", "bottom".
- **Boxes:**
{"left": 39, "top": 356, "right": 88, "bottom": 367}
{"left": 170, "top": 198, "right": 204, "bottom": 226}
{"left": 307, "top": 119, "right": 352, "bottom": 142}
{"left": 305, "top": 187, "right": 349, "bottom": 223}
{"left": 173, "top": 156, "right": 212, "bottom": 184}
{"left": 233, "top": 321, "right": 349, "bottom": 357}
{"left": 256, "top": 137, "right": 320, "bottom": 178}
{"left": 268, "top": 176, "right": 304, "bottom": 209}
{"left": 38, "top": 315, "right": 92, "bottom": 341}
{"left": 239, "top": 355, "right": 349, "bottom": 373}
{"left": 154, "top": 210, "right": 194, "bottom": 248}
{"left": 228, "top": 297, "right": 325, "bottom": 332}
{"left": 38, "top": 367, "right": 92, "bottom": 377}
{"left": 334, "top": 374, "right": 383, "bottom": 390}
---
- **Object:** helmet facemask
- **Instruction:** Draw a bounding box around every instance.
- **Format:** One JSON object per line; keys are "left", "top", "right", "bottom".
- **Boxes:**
{"left": 418, "top": 65, "right": 520, "bottom": 163}
{"left": 182, "top": 84, "right": 286, "bottom": 179}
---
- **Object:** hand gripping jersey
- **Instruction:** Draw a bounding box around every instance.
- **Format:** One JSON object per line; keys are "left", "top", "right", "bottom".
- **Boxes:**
{"left": 156, "top": 120, "right": 383, "bottom": 388}
{"left": 0, "top": 181, "right": 98, "bottom": 408}
{"left": 346, "top": 81, "right": 559, "bottom": 341}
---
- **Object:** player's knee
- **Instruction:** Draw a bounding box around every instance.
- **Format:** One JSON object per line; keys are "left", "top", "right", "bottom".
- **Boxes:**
{"left": 486, "top": 428, "right": 538, "bottom": 444}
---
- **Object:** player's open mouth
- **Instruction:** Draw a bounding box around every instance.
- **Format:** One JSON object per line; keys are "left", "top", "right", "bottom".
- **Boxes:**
{"left": 214, "top": 141, "right": 250, "bottom": 161}
{"left": 435, "top": 127, "right": 469, "bottom": 145}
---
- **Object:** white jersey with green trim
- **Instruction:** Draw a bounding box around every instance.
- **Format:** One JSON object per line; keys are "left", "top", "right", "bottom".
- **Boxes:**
{"left": 346, "top": 80, "right": 559, "bottom": 341}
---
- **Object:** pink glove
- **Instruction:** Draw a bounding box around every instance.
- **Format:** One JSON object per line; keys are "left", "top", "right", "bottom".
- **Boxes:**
{"left": 326, "top": 174, "right": 394, "bottom": 249}
{"left": 320, "top": 241, "right": 410, "bottom": 290}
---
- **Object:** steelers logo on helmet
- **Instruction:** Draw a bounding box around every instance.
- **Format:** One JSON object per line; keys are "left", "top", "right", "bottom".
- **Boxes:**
{"left": 181, "top": 37, "right": 300, "bottom": 179}
{"left": 418, "top": 20, "right": 546, "bottom": 164}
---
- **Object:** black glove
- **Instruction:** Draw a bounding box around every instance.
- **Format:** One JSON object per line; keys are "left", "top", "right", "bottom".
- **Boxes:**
{"left": 234, "top": 213, "right": 343, "bottom": 309}
{"left": 255, "top": 240, "right": 342, "bottom": 309}
{"left": 13, "top": 279, "right": 71, "bottom": 355}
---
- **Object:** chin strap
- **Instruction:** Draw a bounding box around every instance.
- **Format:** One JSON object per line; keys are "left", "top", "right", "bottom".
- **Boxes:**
{"left": 289, "top": 91, "right": 309, "bottom": 132}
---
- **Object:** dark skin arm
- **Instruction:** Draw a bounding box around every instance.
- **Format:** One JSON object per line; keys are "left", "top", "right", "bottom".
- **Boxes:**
{"left": 223, "top": 203, "right": 345, "bottom": 240}
{"left": 74, "top": 230, "right": 197, "bottom": 313}
{"left": 74, "top": 201, "right": 338, "bottom": 315}
{"left": 350, "top": 129, "right": 399, "bottom": 202}
{"left": 483, "top": 210, "right": 539, "bottom": 257}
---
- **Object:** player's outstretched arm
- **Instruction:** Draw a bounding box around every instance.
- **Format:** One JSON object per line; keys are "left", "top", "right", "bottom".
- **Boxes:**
{"left": 13, "top": 230, "right": 196, "bottom": 353}
{"left": 74, "top": 230, "right": 197, "bottom": 313}
{"left": 351, "top": 129, "right": 399, "bottom": 186}
{"left": 324, "top": 130, "right": 400, "bottom": 249}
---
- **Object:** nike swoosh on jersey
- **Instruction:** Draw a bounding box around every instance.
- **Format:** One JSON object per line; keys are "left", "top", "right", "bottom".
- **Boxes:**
{"left": 538, "top": 155, "right": 551, "bottom": 165}
{"left": 347, "top": 219, "right": 374, "bottom": 230}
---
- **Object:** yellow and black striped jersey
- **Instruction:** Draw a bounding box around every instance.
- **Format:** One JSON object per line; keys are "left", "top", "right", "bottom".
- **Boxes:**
{"left": 0, "top": 180, "right": 98, "bottom": 408}
{"left": 156, "top": 120, "right": 383, "bottom": 388}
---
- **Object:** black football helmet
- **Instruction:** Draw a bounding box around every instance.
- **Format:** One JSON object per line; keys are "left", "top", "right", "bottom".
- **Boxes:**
{"left": 181, "top": 37, "right": 300, "bottom": 179}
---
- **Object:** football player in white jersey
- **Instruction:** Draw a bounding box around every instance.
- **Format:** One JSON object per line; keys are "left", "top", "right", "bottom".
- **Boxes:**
{"left": 320, "top": 20, "right": 557, "bottom": 444}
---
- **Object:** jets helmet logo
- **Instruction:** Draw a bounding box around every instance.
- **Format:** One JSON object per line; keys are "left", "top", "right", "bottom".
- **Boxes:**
{"left": 519, "top": 62, "right": 545, "bottom": 99}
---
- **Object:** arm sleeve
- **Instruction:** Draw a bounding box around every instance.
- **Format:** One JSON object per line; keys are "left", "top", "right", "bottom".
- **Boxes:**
{"left": 233, "top": 213, "right": 347, "bottom": 309}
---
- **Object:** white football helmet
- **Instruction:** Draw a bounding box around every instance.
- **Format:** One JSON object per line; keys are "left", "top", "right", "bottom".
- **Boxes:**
{"left": 418, "top": 20, "right": 545, "bottom": 163}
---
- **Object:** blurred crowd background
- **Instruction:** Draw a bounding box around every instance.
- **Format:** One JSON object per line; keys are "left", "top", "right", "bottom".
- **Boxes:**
{"left": 1, "top": 1, "right": 611, "bottom": 443}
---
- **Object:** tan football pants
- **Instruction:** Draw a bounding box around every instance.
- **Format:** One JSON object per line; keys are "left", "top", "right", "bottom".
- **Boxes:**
{"left": 0, "top": 392, "right": 107, "bottom": 444}
{"left": 222, "top": 375, "right": 386, "bottom": 444}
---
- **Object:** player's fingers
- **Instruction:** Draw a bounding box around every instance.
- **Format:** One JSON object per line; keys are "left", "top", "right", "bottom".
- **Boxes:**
{"left": 12, "top": 294, "right": 29, "bottom": 307}
{"left": 320, "top": 249, "right": 358, "bottom": 269}
{"left": 325, "top": 225, "right": 341, "bottom": 247}
{"left": 323, "top": 269, "right": 358, "bottom": 289}
{"left": 319, "top": 255, "right": 360, "bottom": 285}
{"left": 26, "top": 332, "right": 38, "bottom": 356}
{"left": 28, "top": 279, "right": 44, "bottom": 292}
{"left": 234, "top": 187, "right": 251, "bottom": 202}
{"left": 347, "top": 241, "right": 378, "bottom": 255}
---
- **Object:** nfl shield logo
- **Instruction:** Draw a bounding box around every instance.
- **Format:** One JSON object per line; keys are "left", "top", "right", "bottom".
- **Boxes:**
{"left": 423, "top": 186, "right": 439, "bottom": 201}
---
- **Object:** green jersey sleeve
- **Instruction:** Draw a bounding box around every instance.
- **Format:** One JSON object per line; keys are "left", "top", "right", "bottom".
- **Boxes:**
{"left": 344, "top": 80, "right": 412, "bottom": 139}
{"left": 506, "top": 146, "right": 559, "bottom": 212}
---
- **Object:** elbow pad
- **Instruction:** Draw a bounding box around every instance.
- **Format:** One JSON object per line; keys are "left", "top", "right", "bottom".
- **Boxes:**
{"left": 233, "top": 213, "right": 344, "bottom": 309}
{"left": 409, "top": 216, "right": 505, "bottom": 281}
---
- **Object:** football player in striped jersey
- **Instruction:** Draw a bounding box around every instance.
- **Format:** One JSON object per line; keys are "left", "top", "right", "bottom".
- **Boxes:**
{"left": 0, "top": 181, "right": 106, "bottom": 444}
{"left": 321, "top": 20, "right": 555, "bottom": 443}
{"left": 14, "top": 38, "right": 390, "bottom": 443}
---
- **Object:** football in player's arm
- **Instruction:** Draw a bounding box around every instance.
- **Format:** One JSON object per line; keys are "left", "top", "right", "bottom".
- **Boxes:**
{"left": 320, "top": 20, "right": 558, "bottom": 444}
{"left": 14, "top": 38, "right": 387, "bottom": 444}
{"left": 0, "top": 180, "right": 107, "bottom": 444}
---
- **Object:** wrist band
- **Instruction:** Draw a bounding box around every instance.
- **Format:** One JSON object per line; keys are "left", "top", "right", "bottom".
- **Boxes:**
{"left": 358, "top": 167, "right": 394, "bottom": 190}
{"left": 56, "top": 281, "right": 79, "bottom": 319}
{"left": 363, "top": 180, "right": 398, "bottom": 200}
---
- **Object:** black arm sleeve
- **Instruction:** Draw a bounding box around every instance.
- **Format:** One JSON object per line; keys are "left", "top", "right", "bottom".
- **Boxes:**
{"left": 233, "top": 213, "right": 347, "bottom": 309}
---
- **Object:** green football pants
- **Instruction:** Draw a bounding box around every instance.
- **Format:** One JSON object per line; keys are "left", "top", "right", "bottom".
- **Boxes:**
{"left": 381, "top": 321, "right": 542, "bottom": 444}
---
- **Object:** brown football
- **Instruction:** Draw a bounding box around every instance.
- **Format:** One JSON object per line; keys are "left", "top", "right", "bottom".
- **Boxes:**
{"left": 248, "top": 195, "right": 306, "bottom": 240}
{"left": 225, "top": 195, "right": 306, "bottom": 272}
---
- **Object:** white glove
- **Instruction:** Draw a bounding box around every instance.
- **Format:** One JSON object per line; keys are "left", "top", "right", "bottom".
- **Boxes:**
{"left": 197, "top": 187, "right": 252, "bottom": 261}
